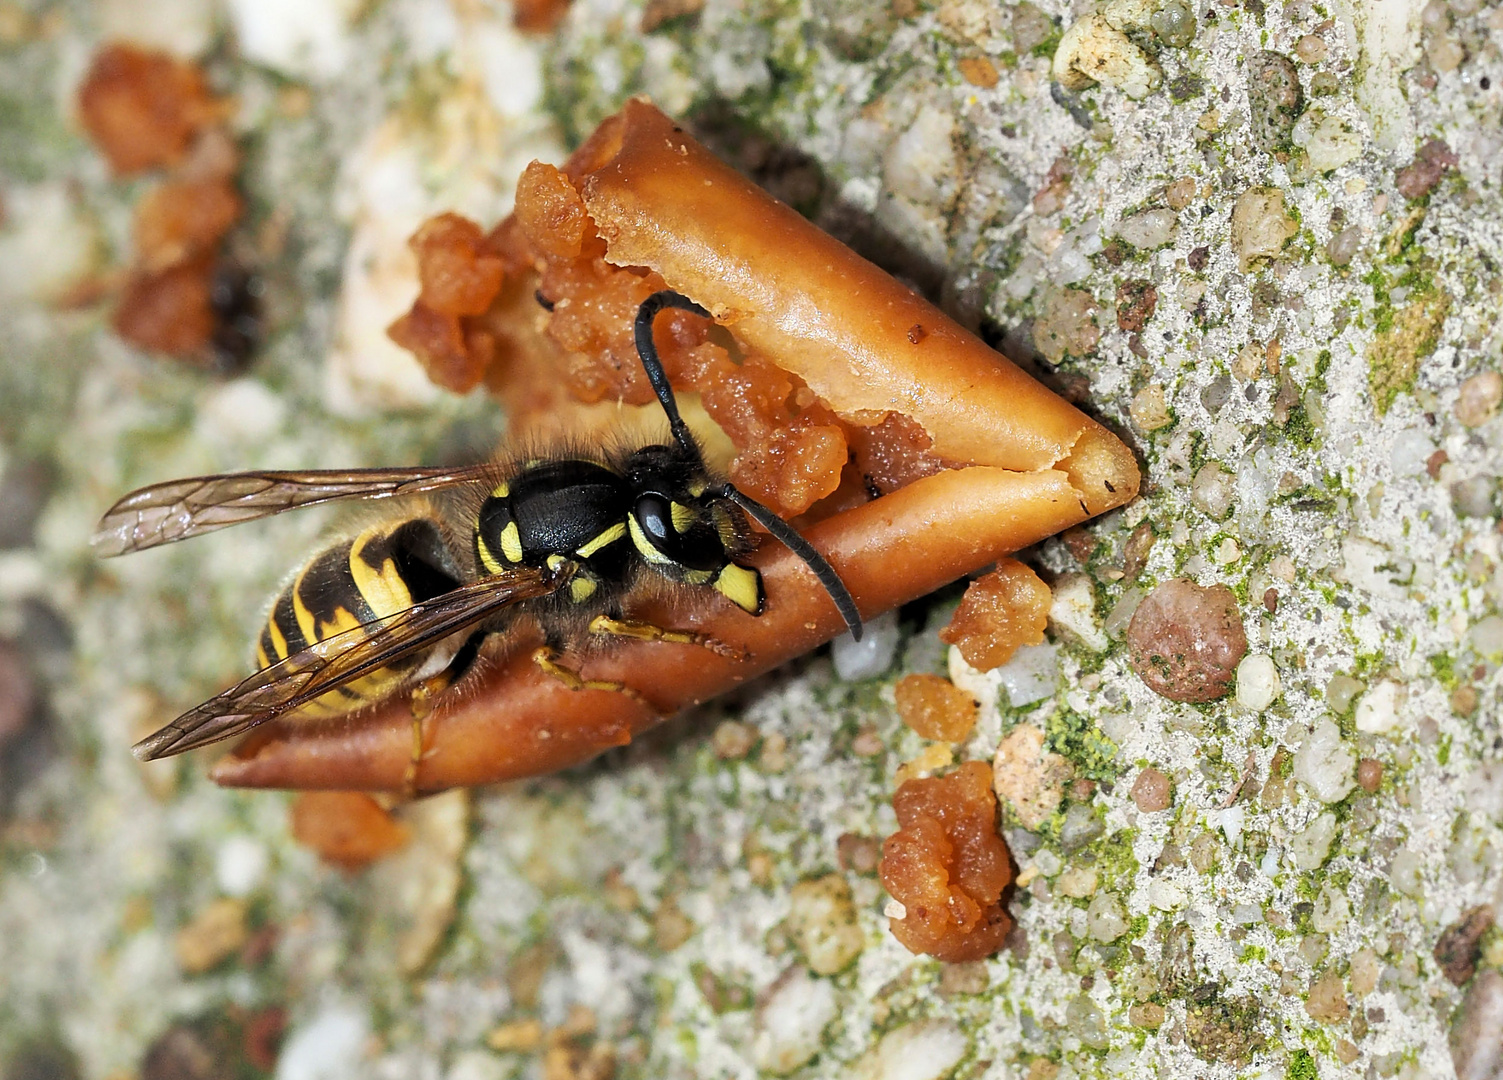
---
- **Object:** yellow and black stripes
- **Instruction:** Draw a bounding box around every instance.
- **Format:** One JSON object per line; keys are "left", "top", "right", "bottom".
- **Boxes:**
{"left": 253, "top": 519, "right": 461, "bottom": 716}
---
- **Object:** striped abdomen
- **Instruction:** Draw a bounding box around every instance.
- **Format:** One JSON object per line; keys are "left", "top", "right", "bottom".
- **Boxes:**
{"left": 254, "top": 519, "right": 461, "bottom": 717}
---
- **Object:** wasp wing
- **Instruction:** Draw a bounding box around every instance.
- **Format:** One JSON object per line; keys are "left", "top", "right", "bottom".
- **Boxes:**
{"left": 131, "top": 562, "right": 572, "bottom": 760}
{"left": 94, "top": 466, "right": 497, "bottom": 556}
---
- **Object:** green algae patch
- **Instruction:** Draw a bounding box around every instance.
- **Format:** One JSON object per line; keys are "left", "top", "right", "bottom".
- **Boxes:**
{"left": 1367, "top": 287, "right": 1450, "bottom": 415}
{"left": 1286, "top": 1047, "right": 1318, "bottom": 1080}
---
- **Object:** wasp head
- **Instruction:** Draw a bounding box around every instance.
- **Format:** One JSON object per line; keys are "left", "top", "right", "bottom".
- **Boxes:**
{"left": 622, "top": 444, "right": 763, "bottom": 615}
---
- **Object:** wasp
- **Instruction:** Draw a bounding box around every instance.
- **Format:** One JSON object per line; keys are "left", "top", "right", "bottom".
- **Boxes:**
{"left": 95, "top": 291, "right": 864, "bottom": 764}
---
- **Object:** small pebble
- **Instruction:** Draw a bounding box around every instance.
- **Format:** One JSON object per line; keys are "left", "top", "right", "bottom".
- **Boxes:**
{"left": 1395, "top": 138, "right": 1458, "bottom": 200}
{"left": 1235, "top": 653, "right": 1281, "bottom": 711}
{"left": 851, "top": 725, "right": 885, "bottom": 757}
{"left": 1126, "top": 577, "right": 1247, "bottom": 702}
{"left": 1328, "top": 223, "right": 1364, "bottom": 265}
{"left": 1164, "top": 177, "right": 1197, "bottom": 210}
{"left": 786, "top": 874, "right": 864, "bottom": 975}
{"left": 276, "top": 1005, "right": 370, "bottom": 1080}
{"left": 1114, "top": 208, "right": 1177, "bottom": 250}
{"left": 1288, "top": 811, "right": 1339, "bottom": 870}
{"left": 174, "top": 897, "right": 248, "bottom": 974}
{"left": 1231, "top": 187, "right": 1299, "bottom": 272}
{"left": 1354, "top": 680, "right": 1404, "bottom": 733}
{"left": 1434, "top": 906, "right": 1495, "bottom": 987}
{"left": 831, "top": 609, "right": 901, "bottom": 680}
{"left": 141, "top": 1026, "right": 223, "bottom": 1080}
{"left": 1190, "top": 462, "right": 1234, "bottom": 518}
{"left": 1451, "top": 969, "right": 1503, "bottom": 1079}
{"left": 1326, "top": 673, "right": 1365, "bottom": 713}
{"left": 712, "top": 719, "right": 758, "bottom": 759}
{"left": 848, "top": 1019, "right": 966, "bottom": 1080}
{"left": 1455, "top": 371, "right": 1503, "bottom": 427}
{"left": 1150, "top": 0, "right": 1196, "bottom": 46}
{"left": 936, "top": 960, "right": 990, "bottom": 997}
{"left": 751, "top": 967, "right": 838, "bottom": 1075}
{"left": 1130, "top": 383, "right": 1173, "bottom": 431}
{"left": 1357, "top": 758, "right": 1383, "bottom": 792}
{"left": 1294, "top": 33, "right": 1328, "bottom": 62}
{"left": 1086, "top": 892, "right": 1128, "bottom": 942}
{"left": 836, "top": 833, "right": 882, "bottom": 875}
{"left": 1306, "top": 970, "right": 1350, "bottom": 1023}
{"left": 992, "top": 723, "right": 1072, "bottom": 829}
{"left": 1057, "top": 864, "right": 1099, "bottom": 898}
{"left": 1131, "top": 767, "right": 1172, "bottom": 811}
{"left": 1293, "top": 720, "right": 1357, "bottom": 804}
{"left": 1246, "top": 51, "right": 1303, "bottom": 151}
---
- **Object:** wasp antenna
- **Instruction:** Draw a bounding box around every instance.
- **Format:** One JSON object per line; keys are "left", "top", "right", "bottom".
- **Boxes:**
{"left": 718, "top": 485, "right": 864, "bottom": 641}
{"left": 634, "top": 291, "right": 710, "bottom": 457}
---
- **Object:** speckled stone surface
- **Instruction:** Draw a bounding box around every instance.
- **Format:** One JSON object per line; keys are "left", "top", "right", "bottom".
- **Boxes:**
{"left": 2, "top": 0, "right": 1502, "bottom": 1078}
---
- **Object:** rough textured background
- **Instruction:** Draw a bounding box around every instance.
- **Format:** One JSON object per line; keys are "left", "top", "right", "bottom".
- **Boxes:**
{"left": 2, "top": 0, "right": 1502, "bottom": 1078}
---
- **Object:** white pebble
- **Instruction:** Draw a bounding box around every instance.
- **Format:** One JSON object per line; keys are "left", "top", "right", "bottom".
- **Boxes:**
{"left": 1114, "top": 208, "right": 1179, "bottom": 250}
{"left": 1389, "top": 846, "right": 1425, "bottom": 897}
{"left": 1048, "top": 573, "right": 1108, "bottom": 652}
{"left": 1468, "top": 615, "right": 1503, "bottom": 659}
{"left": 1103, "top": 587, "right": 1144, "bottom": 638}
{"left": 1390, "top": 429, "right": 1436, "bottom": 478}
{"left": 215, "top": 836, "right": 269, "bottom": 898}
{"left": 1148, "top": 878, "right": 1187, "bottom": 910}
{"left": 1312, "top": 882, "right": 1351, "bottom": 932}
{"left": 1355, "top": 680, "right": 1405, "bottom": 734}
{"left": 1293, "top": 110, "right": 1365, "bottom": 172}
{"left": 276, "top": 1005, "right": 371, "bottom": 1080}
{"left": 1191, "top": 462, "right": 1235, "bottom": 518}
{"left": 993, "top": 643, "right": 1059, "bottom": 707}
{"left": 1216, "top": 805, "right": 1245, "bottom": 847}
{"left": 1288, "top": 811, "right": 1338, "bottom": 870}
{"left": 1087, "top": 892, "right": 1129, "bottom": 941}
{"left": 1232, "top": 903, "right": 1264, "bottom": 924}
{"left": 225, "top": 0, "right": 359, "bottom": 81}
{"left": 751, "top": 968, "right": 838, "bottom": 1076}
{"left": 832, "top": 610, "right": 900, "bottom": 680}
{"left": 1053, "top": 14, "right": 1164, "bottom": 99}
{"left": 1235, "top": 653, "right": 1281, "bottom": 711}
{"left": 850, "top": 1019, "right": 968, "bottom": 1080}
{"left": 1292, "top": 719, "right": 1357, "bottom": 803}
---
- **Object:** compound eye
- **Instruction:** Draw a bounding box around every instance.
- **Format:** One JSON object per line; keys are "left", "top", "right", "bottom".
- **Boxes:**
{"left": 633, "top": 493, "right": 675, "bottom": 555}
{"left": 632, "top": 493, "right": 724, "bottom": 572}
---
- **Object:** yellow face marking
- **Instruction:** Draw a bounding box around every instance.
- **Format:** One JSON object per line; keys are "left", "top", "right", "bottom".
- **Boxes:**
{"left": 670, "top": 502, "right": 697, "bottom": 534}
{"left": 714, "top": 563, "right": 763, "bottom": 614}
{"left": 499, "top": 521, "right": 524, "bottom": 564}
{"left": 576, "top": 521, "right": 626, "bottom": 558}
{"left": 349, "top": 528, "right": 414, "bottom": 618}
{"left": 477, "top": 540, "right": 506, "bottom": 575}
{"left": 546, "top": 554, "right": 567, "bottom": 571}
{"left": 569, "top": 576, "right": 598, "bottom": 603}
{"left": 627, "top": 515, "right": 674, "bottom": 566}
{"left": 683, "top": 568, "right": 713, "bottom": 586}
{"left": 491, "top": 480, "right": 510, "bottom": 499}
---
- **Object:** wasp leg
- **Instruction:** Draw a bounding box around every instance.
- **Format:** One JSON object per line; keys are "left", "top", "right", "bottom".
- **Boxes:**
{"left": 402, "top": 632, "right": 485, "bottom": 797}
{"left": 531, "top": 646, "right": 657, "bottom": 711}
{"left": 587, "top": 615, "right": 744, "bottom": 660}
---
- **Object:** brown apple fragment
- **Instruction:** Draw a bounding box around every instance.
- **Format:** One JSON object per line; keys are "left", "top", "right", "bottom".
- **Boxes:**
{"left": 211, "top": 99, "right": 1138, "bottom": 793}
